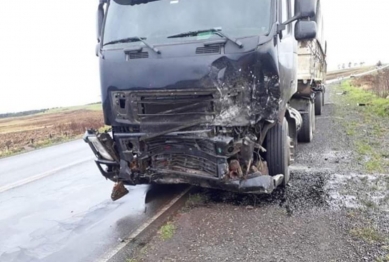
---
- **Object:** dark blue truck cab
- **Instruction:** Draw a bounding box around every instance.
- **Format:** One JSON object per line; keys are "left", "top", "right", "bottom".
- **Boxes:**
{"left": 85, "top": 0, "right": 321, "bottom": 200}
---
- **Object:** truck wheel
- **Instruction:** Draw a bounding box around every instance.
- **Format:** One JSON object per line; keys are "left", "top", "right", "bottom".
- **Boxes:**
{"left": 315, "top": 92, "right": 323, "bottom": 115}
{"left": 265, "top": 118, "right": 290, "bottom": 187}
{"left": 298, "top": 102, "right": 313, "bottom": 143}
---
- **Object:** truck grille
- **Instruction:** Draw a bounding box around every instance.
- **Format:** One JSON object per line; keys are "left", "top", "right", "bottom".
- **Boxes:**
{"left": 147, "top": 137, "right": 216, "bottom": 155}
{"left": 153, "top": 154, "right": 218, "bottom": 176}
{"left": 148, "top": 137, "right": 218, "bottom": 177}
{"left": 129, "top": 90, "right": 217, "bottom": 123}
{"left": 129, "top": 52, "right": 149, "bottom": 59}
{"left": 196, "top": 46, "right": 221, "bottom": 54}
{"left": 140, "top": 95, "right": 213, "bottom": 116}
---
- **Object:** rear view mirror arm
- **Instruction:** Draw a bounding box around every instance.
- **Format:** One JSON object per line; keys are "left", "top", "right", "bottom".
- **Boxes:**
{"left": 277, "top": 14, "right": 301, "bottom": 34}
{"left": 283, "top": 14, "right": 302, "bottom": 26}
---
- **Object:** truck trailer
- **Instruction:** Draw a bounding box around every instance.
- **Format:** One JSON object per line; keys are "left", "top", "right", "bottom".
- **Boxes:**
{"left": 85, "top": 0, "right": 327, "bottom": 200}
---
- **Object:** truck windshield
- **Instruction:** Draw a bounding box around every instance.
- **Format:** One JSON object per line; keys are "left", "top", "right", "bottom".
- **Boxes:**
{"left": 103, "top": 0, "right": 273, "bottom": 46}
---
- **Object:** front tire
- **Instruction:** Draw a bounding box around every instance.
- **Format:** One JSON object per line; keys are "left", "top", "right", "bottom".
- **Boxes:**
{"left": 265, "top": 118, "right": 290, "bottom": 187}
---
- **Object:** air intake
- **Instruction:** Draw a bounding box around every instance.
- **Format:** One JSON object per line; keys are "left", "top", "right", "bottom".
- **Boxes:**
{"left": 196, "top": 46, "right": 221, "bottom": 55}
{"left": 129, "top": 52, "right": 149, "bottom": 59}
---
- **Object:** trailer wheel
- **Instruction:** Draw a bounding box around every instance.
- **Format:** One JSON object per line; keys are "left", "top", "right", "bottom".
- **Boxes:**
{"left": 265, "top": 118, "right": 290, "bottom": 187}
{"left": 315, "top": 92, "right": 323, "bottom": 115}
{"left": 298, "top": 102, "right": 313, "bottom": 143}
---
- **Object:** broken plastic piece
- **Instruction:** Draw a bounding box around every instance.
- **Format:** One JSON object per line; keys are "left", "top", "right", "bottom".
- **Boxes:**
{"left": 111, "top": 182, "right": 129, "bottom": 201}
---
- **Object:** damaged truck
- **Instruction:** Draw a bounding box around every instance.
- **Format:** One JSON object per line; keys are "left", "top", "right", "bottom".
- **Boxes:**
{"left": 85, "top": 0, "right": 328, "bottom": 200}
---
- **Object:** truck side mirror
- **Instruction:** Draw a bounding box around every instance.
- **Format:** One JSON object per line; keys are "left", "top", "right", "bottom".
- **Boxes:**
{"left": 295, "top": 0, "right": 317, "bottom": 18}
{"left": 97, "top": 3, "right": 105, "bottom": 43}
{"left": 282, "top": 0, "right": 317, "bottom": 28}
{"left": 295, "top": 21, "right": 317, "bottom": 41}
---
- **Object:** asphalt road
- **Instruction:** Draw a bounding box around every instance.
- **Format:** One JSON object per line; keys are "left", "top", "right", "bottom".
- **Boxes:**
{"left": 0, "top": 140, "right": 181, "bottom": 262}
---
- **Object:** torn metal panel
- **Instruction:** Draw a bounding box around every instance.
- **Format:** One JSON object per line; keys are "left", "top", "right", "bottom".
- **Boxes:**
{"left": 101, "top": 38, "right": 285, "bottom": 128}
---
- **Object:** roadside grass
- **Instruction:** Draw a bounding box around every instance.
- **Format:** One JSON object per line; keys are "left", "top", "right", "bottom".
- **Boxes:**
{"left": 0, "top": 134, "right": 81, "bottom": 158}
{"left": 98, "top": 125, "right": 112, "bottom": 133}
{"left": 376, "top": 255, "right": 389, "bottom": 262}
{"left": 334, "top": 81, "right": 389, "bottom": 173}
{"left": 350, "top": 226, "right": 385, "bottom": 244}
{"left": 184, "top": 193, "right": 209, "bottom": 210}
{"left": 0, "top": 147, "right": 24, "bottom": 158}
{"left": 359, "top": 198, "right": 377, "bottom": 209}
{"left": 340, "top": 82, "right": 389, "bottom": 117}
{"left": 158, "top": 222, "right": 176, "bottom": 241}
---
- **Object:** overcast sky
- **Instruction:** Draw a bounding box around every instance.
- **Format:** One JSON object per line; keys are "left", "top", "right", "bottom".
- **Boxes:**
{"left": 1, "top": 0, "right": 388, "bottom": 113}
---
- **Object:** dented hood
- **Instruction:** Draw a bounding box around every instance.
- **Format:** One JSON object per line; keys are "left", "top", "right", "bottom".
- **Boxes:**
{"left": 100, "top": 36, "right": 284, "bottom": 128}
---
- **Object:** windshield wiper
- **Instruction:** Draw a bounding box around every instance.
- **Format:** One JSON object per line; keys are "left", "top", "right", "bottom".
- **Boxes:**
{"left": 167, "top": 28, "right": 243, "bottom": 48}
{"left": 104, "top": 36, "right": 161, "bottom": 54}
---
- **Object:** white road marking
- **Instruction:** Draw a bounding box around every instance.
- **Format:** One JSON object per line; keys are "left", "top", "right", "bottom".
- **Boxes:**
{"left": 0, "top": 157, "right": 94, "bottom": 193}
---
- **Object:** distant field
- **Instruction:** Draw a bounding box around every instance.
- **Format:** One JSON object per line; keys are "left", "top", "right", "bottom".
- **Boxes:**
{"left": 43, "top": 103, "right": 103, "bottom": 114}
{"left": 0, "top": 104, "right": 104, "bottom": 158}
{"left": 327, "top": 66, "right": 375, "bottom": 80}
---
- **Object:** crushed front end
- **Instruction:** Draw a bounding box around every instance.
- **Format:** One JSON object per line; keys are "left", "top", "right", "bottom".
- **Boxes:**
{"left": 85, "top": 44, "right": 289, "bottom": 200}
{"left": 85, "top": 125, "right": 285, "bottom": 200}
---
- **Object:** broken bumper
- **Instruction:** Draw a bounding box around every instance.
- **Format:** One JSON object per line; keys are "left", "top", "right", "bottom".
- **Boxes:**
{"left": 84, "top": 130, "right": 284, "bottom": 195}
{"left": 149, "top": 170, "right": 284, "bottom": 194}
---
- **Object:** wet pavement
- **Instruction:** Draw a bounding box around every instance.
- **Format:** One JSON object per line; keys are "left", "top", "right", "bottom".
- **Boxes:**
{"left": 0, "top": 140, "right": 182, "bottom": 262}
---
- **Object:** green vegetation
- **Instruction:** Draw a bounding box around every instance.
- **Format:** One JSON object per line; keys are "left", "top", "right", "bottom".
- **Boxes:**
{"left": 0, "top": 134, "right": 80, "bottom": 159}
{"left": 98, "top": 125, "right": 111, "bottom": 133}
{"left": 355, "top": 141, "right": 385, "bottom": 173}
{"left": 350, "top": 226, "right": 384, "bottom": 244}
{"left": 340, "top": 82, "right": 389, "bottom": 117}
{"left": 360, "top": 198, "right": 377, "bottom": 209}
{"left": 159, "top": 222, "right": 176, "bottom": 240}
{"left": 335, "top": 81, "right": 389, "bottom": 173}
{"left": 0, "top": 147, "right": 24, "bottom": 158}
{"left": 185, "top": 193, "right": 209, "bottom": 209}
{"left": 376, "top": 255, "right": 389, "bottom": 262}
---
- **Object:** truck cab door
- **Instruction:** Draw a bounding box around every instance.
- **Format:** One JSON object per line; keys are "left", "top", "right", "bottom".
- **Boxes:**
{"left": 277, "top": 0, "right": 298, "bottom": 102}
